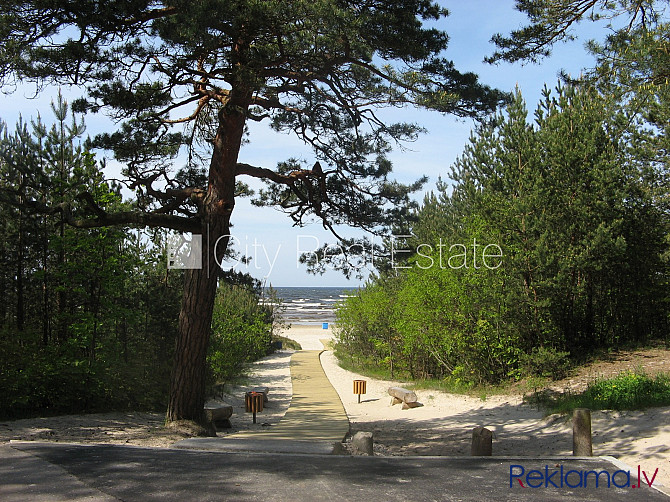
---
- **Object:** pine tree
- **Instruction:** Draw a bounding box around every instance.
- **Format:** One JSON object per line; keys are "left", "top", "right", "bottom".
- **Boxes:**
{"left": 449, "top": 83, "right": 667, "bottom": 352}
{"left": 487, "top": 0, "right": 669, "bottom": 345}
{"left": 0, "top": 0, "right": 508, "bottom": 423}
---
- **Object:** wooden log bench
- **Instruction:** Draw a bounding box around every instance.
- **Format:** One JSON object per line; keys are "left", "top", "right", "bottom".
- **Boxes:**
{"left": 388, "top": 387, "right": 421, "bottom": 409}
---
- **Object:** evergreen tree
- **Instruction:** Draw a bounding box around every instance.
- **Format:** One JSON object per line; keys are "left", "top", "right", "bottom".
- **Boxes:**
{"left": 488, "top": 0, "right": 670, "bottom": 342}
{"left": 452, "top": 83, "right": 666, "bottom": 352}
{"left": 486, "top": 0, "right": 669, "bottom": 69}
{"left": 0, "top": 103, "right": 182, "bottom": 417}
{"left": 336, "top": 83, "right": 668, "bottom": 384}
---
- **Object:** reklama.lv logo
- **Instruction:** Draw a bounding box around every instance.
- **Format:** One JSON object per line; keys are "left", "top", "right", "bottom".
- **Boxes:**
{"left": 510, "top": 464, "right": 659, "bottom": 489}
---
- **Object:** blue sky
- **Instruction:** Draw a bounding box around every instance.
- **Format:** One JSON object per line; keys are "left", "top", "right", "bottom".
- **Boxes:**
{"left": 0, "top": 1, "right": 606, "bottom": 287}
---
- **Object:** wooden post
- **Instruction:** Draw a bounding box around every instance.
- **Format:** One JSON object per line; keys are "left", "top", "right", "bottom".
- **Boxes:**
{"left": 351, "top": 431, "right": 374, "bottom": 455}
{"left": 573, "top": 408, "right": 593, "bottom": 456}
{"left": 471, "top": 427, "right": 492, "bottom": 456}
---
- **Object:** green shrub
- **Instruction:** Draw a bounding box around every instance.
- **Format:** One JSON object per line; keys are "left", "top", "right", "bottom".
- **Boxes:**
{"left": 548, "top": 371, "right": 670, "bottom": 414}
{"left": 335, "top": 251, "right": 522, "bottom": 385}
{"left": 0, "top": 330, "right": 169, "bottom": 419}
{"left": 207, "top": 282, "right": 275, "bottom": 386}
{"left": 519, "top": 346, "right": 570, "bottom": 380}
{"left": 273, "top": 335, "right": 301, "bottom": 351}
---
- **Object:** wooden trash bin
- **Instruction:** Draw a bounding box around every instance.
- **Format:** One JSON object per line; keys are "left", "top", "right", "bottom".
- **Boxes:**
{"left": 353, "top": 379, "right": 367, "bottom": 403}
{"left": 245, "top": 391, "right": 264, "bottom": 423}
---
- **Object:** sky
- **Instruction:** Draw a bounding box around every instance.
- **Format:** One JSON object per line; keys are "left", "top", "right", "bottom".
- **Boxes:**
{"left": 0, "top": 1, "right": 607, "bottom": 287}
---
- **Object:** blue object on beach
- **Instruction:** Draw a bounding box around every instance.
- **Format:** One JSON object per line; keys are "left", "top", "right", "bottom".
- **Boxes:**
{"left": 322, "top": 322, "right": 329, "bottom": 329}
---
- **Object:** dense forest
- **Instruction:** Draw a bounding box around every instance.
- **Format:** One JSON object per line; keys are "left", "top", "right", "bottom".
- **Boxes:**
{"left": 336, "top": 26, "right": 670, "bottom": 384}
{"left": 0, "top": 98, "right": 279, "bottom": 418}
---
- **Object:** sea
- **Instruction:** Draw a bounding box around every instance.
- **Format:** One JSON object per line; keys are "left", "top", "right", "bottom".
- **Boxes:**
{"left": 266, "top": 286, "right": 359, "bottom": 326}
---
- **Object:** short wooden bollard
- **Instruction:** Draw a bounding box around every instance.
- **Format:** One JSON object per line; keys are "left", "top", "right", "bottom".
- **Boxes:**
{"left": 471, "top": 427, "right": 492, "bottom": 456}
{"left": 353, "top": 380, "right": 367, "bottom": 403}
{"left": 245, "top": 391, "right": 264, "bottom": 424}
{"left": 573, "top": 408, "right": 593, "bottom": 456}
{"left": 351, "top": 431, "right": 374, "bottom": 455}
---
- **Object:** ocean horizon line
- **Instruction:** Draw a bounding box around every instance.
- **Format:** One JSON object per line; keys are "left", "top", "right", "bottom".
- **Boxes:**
{"left": 265, "top": 285, "right": 362, "bottom": 289}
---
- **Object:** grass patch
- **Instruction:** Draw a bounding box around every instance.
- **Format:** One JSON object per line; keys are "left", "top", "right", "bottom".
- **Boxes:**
{"left": 334, "top": 354, "right": 398, "bottom": 382}
{"left": 407, "top": 377, "right": 476, "bottom": 395}
{"left": 533, "top": 370, "right": 670, "bottom": 415}
{"left": 405, "top": 377, "right": 510, "bottom": 399}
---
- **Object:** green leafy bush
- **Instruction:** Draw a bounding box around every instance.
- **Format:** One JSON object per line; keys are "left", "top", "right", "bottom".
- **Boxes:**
{"left": 548, "top": 371, "right": 670, "bottom": 414}
{"left": 207, "top": 282, "right": 275, "bottom": 386}
{"left": 334, "top": 279, "right": 403, "bottom": 378}
{"left": 0, "top": 329, "right": 171, "bottom": 419}
{"left": 335, "top": 236, "right": 522, "bottom": 385}
{"left": 519, "top": 347, "right": 570, "bottom": 380}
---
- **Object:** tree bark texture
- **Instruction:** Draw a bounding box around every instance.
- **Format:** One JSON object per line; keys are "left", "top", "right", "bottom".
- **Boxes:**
{"left": 165, "top": 248, "right": 220, "bottom": 424}
{"left": 166, "top": 94, "right": 248, "bottom": 424}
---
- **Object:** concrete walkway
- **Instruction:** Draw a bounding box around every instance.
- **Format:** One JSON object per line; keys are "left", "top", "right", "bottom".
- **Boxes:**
{"left": 174, "top": 349, "right": 350, "bottom": 453}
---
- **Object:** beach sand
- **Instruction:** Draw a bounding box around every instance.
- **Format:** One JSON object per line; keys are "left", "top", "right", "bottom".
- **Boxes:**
{"left": 283, "top": 324, "right": 670, "bottom": 490}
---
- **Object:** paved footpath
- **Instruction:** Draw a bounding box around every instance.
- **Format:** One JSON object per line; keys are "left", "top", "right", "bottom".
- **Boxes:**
{"left": 175, "top": 349, "right": 350, "bottom": 454}
{"left": 233, "top": 349, "right": 349, "bottom": 441}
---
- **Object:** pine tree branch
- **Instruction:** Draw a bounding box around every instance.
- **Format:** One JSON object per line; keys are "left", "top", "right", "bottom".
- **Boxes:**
{"left": 123, "top": 6, "right": 178, "bottom": 25}
{"left": 236, "top": 162, "right": 316, "bottom": 184}
{"left": 20, "top": 195, "right": 200, "bottom": 233}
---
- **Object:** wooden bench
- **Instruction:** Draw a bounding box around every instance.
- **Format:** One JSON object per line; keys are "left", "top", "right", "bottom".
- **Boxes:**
{"left": 388, "top": 387, "right": 421, "bottom": 409}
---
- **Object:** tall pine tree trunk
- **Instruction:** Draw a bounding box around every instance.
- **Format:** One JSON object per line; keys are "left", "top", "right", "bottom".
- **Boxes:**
{"left": 165, "top": 221, "right": 232, "bottom": 424}
{"left": 166, "top": 94, "right": 247, "bottom": 424}
{"left": 165, "top": 243, "right": 220, "bottom": 424}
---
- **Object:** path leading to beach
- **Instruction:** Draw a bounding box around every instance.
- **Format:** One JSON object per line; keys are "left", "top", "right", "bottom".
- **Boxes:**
{"left": 174, "top": 344, "right": 350, "bottom": 453}
{"left": 230, "top": 349, "right": 348, "bottom": 442}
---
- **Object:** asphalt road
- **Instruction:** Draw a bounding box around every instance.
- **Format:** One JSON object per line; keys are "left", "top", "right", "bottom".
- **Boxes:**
{"left": 2, "top": 442, "right": 668, "bottom": 501}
